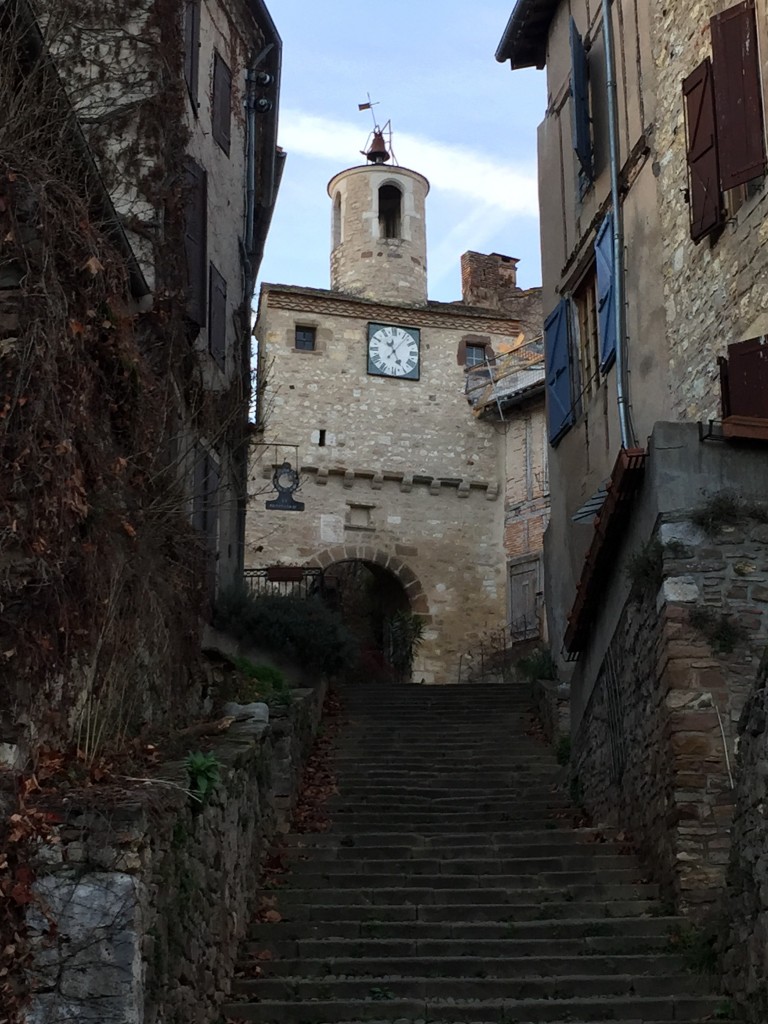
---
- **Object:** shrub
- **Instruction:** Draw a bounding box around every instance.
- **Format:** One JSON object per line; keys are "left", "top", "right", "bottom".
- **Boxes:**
{"left": 517, "top": 647, "right": 557, "bottom": 681}
{"left": 626, "top": 538, "right": 664, "bottom": 600}
{"left": 689, "top": 606, "right": 747, "bottom": 654}
{"left": 214, "top": 588, "right": 358, "bottom": 676}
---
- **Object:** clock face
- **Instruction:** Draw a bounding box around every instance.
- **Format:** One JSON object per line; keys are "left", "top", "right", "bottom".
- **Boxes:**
{"left": 367, "top": 323, "right": 420, "bottom": 380}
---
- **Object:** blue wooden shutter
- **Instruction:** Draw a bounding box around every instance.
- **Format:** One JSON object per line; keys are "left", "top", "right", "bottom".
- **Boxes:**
{"left": 570, "top": 19, "right": 593, "bottom": 182}
{"left": 544, "top": 299, "right": 574, "bottom": 444}
{"left": 595, "top": 212, "right": 617, "bottom": 372}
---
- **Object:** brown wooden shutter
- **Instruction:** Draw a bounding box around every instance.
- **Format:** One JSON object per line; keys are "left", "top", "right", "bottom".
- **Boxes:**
{"left": 183, "top": 0, "right": 200, "bottom": 110}
{"left": 183, "top": 158, "right": 207, "bottom": 326}
{"left": 208, "top": 263, "right": 227, "bottom": 370}
{"left": 711, "top": 0, "right": 767, "bottom": 189}
{"left": 457, "top": 338, "right": 468, "bottom": 365}
{"left": 682, "top": 59, "right": 725, "bottom": 243}
{"left": 212, "top": 53, "right": 232, "bottom": 155}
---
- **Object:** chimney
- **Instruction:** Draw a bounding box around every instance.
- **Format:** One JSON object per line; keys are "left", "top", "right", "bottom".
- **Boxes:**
{"left": 461, "top": 251, "right": 520, "bottom": 311}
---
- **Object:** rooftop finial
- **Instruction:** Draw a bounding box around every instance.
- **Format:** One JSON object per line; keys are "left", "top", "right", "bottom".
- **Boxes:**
{"left": 358, "top": 95, "right": 397, "bottom": 165}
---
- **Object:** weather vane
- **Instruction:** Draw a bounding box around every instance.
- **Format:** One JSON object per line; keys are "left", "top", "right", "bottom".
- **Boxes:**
{"left": 358, "top": 94, "right": 397, "bottom": 165}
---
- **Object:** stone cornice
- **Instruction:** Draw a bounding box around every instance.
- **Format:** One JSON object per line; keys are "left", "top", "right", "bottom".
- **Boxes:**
{"left": 262, "top": 285, "right": 522, "bottom": 336}
{"left": 260, "top": 463, "right": 500, "bottom": 500}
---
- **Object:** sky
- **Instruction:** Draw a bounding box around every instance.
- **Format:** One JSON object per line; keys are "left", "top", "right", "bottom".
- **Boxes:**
{"left": 258, "top": 1, "right": 547, "bottom": 304}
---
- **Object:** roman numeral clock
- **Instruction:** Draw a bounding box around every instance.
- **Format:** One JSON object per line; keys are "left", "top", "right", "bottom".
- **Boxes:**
{"left": 367, "top": 322, "right": 420, "bottom": 380}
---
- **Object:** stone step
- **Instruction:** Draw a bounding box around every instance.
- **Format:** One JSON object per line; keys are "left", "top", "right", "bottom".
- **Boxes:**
{"left": 272, "top": 882, "right": 659, "bottom": 906}
{"left": 283, "top": 843, "right": 631, "bottom": 862}
{"left": 255, "top": 898, "right": 661, "bottom": 923}
{"left": 251, "top": 953, "right": 689, "bottom": 979}
{"left": 280, "top": 868, "right": 646, "bottom": 888}
{"left": 222, "top": 993, "right": 721, "bottom": 1022}
{"left": 282, "top": 829, "right": 621, "bottom": 849}
{"left": 245, "top": 933, "right": 678, "bottom": 960}
{"left": 248, "top": 915, "right": 686, "bottom": 943}
{"left": 233, "top": 972, "right": 706, "bottom": 1002}
{"left": 282, "top": 856, "right": 638, "bottom": 872}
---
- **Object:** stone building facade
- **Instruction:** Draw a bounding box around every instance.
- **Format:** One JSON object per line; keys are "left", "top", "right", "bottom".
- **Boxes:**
{"left": 247, "top": 146, "right": 545, "bottom": 681}
{"left": 38, "top": 0, "right": 284, "bottom": 594}
{"left": 498, "top": 0, "right": 768, "bottom": 936}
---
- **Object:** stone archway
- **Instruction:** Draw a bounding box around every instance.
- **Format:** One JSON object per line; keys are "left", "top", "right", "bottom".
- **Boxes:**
{"left": 306, "top": 545, "right": 429, "bottom": 616}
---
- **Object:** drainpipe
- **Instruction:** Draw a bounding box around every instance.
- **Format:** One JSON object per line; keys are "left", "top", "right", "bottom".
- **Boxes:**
{"left": 601, "top": 0, "right": 637, "bottom": 449}
{"left": 244, "top": 42, "right": 274, "bottom": 266}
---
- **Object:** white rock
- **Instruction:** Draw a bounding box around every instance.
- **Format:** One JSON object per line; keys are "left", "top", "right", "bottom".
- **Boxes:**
{"left": 223, "top": 702, "right": 269, "bottom": 723}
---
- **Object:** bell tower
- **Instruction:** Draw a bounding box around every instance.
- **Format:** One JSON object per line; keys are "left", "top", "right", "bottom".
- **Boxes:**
{"left": 327, "top": 128, "right": 430, "bottom": 305}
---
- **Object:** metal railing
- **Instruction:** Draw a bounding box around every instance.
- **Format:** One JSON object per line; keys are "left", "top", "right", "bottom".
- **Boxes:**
{"left": 243, "top": 566, "right": 325, "bottom": 599}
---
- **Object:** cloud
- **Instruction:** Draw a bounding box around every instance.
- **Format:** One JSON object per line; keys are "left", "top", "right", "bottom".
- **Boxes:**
{"left": 278, "top": 109, "right": 538, "bottom": 217}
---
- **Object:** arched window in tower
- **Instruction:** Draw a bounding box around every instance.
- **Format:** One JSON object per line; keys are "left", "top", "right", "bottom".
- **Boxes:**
{"left": 332, "top": 192, "right": 342, "bottom": 249}
{"left": 378, "top": 184, "right": 402, "bottom": 239}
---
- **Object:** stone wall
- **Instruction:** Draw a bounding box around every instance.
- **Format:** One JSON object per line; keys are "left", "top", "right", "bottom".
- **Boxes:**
{"left": 725, "top": 653, "right": 768, "bottom": 1020}
{"left": 574, "top": 510, "right": 768, "bottom": 910}
{"left": 652, "top": 0, "right": 768, "bottom": 422}
{"left": 24, "top": 682, "right": 326, "bottom": 1024}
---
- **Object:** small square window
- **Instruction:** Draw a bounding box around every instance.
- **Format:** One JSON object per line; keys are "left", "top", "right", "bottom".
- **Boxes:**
{"left": 465, "top": 344, "right": 487, "bottom": 367}
{"left": 295, "top": 326, "right": 316, "bottom": 351}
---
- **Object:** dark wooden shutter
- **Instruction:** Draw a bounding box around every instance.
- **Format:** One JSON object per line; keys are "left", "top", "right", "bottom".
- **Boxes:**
{"left": 212, "top": 52, "right": 232, "bottom": 155}
{"left": 183, "top": 0, "right": 200, "bottom": 111}
{"left": 570, "top": 18, "right": 593, "bottom": 182}
{"left": 711, "top": 0, "right": 766, "bottom": 189}
{"left": 208, "top": 263, "right": 227, "bottom": 370}
{"left": 544, "top": 299, "right": 575, "bottom": 445}
{"left": 183, "top": 158, "right": 207, "bottom": 326}
{"left": 594, "top": 212, "right": 617, "bottom": 372}
{"left": 683, "top": 59, "right": 725, "bottom": 243}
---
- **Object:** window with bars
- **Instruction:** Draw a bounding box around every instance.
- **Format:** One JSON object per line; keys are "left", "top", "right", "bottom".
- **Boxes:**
{"left": 465, "top": 344, "right": 488, "bottom": 368}
{"left": 295, "top": 326, "right": 316, "bottom": 351}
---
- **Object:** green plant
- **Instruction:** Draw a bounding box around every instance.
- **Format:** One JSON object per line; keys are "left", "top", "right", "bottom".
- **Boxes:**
{"left": 626, "top": 538, "right": 664, "bottom": 599}
{"left": 214, "top": 589, "right": 358, "bottom": 676}
{"left": 692, "top": 491, "right": 768, "bottom": 535}
{"left": 569, "top": 772, "right": 584, "bottom": 807}
{"left": 517, "top": 646, "right": 557, "bottom": 681}
{"left": 667, "top": 923, "right": 719, "bottom": 975}
{"left": 664, "top": 538, "right": 689, "bottom": 558}
{"left": 367, "top": 986, "right": 396, "bottom": 1001}
{"left": 689, "top": 606, "right": 747, "bottom": 654}
{"left": 185, "top": 751, "right": 221, "bottom": 804}
{"left": 714, "top": 998, "right": 735, "bottom": 1019}
{"left": 556, "top": 735, "right": 571, "bottom": 765}
{"left": 384, "top": 610, "right": 425, "bottom": 682}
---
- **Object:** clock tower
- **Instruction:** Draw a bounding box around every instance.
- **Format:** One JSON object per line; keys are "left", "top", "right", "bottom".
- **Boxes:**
{"left": 248, "top": 127, "right": 545, "bottom": 684}
{"left": 327, "top": 130, "right": 430, "bottom": 305}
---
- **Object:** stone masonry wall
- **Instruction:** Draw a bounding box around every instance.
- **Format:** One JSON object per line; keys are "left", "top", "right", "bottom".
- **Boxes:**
{"left": 725, "top": 652, "right": 768, "bottom": 1020}
{"left": 24, "top": 682, "right": 326, "bottom": 1024}
{"left": 652, "top": 0, "right": 768, "bottom": 421}
{"left": 575, "top": 511, "right": 768, "bottom": 910}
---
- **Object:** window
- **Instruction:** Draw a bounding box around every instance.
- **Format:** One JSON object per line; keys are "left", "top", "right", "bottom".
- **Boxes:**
{"left": 332, "top": 192, "right": 342, "bottom": 249}
{"left": 570, "top": 18, "right": 593, "bottom": 186}
{"left": 208, "top": 264, "right": 227, "bottom": 370}
{"left": 183, "top": 1, "right": 200, "bottom": 110}
{"left": 183, "top": 158, "right": 207, "bottom": 327}
{"left": 574, "top": 269, "right": 600, "bottom": 404}
{"left": 682, "top": 0, "right": 767, "bottom": 242}
{"left": 378, "top": 184, "right": 401, "bottom": 239}
{"left": 465, "top": 344, "right": 488, "bottom": 368}
{"left": 212, "top": 52, "right": 232, "bottom": 155}
{"left": 295, "top": 326, "right": 316, "bottom": 351}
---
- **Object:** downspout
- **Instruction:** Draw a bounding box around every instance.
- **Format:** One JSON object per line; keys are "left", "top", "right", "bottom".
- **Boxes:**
{"left": 601, "top": 0, "right": 637, "bottom": 449}
{"left": 244, "top": 41, "right": 274, "bottom": 268}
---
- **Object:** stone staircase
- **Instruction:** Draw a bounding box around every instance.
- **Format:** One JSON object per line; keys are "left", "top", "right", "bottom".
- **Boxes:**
{"left": 223, "top": 683, "right": 721, "bottom": 1023}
